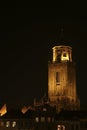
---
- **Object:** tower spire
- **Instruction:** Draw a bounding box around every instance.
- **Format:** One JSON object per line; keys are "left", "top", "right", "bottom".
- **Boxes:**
{"left": 59, "top": 27, "right": 64, "bottom": 43}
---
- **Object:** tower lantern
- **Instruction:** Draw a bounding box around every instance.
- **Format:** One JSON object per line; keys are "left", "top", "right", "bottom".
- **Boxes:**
{"left": 52, "top": 45, "right": 72, "bottom": 63}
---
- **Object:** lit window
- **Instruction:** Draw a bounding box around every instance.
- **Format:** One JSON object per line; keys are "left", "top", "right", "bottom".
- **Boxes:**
{"left": 41, "top": 117, "right": 45, "bottom": 122}
{"left": 57, "top": 125, "right": 65, "bottom": 130}
{"left": 12, "top": 121, "right": 16, "bottom": 127}
{"left": 58, "top": 125, "right": 61, "bottom": 130}
{"left": 6, "top": 121, "right": 10, "bottom": 127}
{"left": 61, "top": 52, "right": 69, "bottom": 61}
{"left": 35, "top": 117, "right": 39, "bottom": 123}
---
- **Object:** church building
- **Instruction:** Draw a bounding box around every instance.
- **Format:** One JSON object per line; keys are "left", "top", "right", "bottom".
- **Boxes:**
{"left": 48, "top": 45, "right": 80, "bottom": 112}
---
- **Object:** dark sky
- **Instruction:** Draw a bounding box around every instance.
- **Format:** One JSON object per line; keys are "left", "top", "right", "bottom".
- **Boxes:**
{"left": 0, "top": 8, "right": 87, "bottom": 109}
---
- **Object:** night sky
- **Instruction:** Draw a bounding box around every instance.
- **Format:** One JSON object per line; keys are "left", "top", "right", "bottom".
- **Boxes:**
{"left": 0, "top": 8, "right": 87, "bottom": 109}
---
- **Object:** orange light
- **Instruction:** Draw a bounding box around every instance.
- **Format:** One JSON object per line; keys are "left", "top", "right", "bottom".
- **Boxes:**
{"left": 0, "top": 104, "right": 7, "bottom": 116}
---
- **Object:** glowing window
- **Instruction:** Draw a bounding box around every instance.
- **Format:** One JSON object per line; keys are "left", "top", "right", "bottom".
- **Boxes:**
{"left": 12, "top": 121, "right": 16, "bottom": 127}
{"left": 6, "top": 121, "right": 10, "bottom": 127}
{"left": 57, "top": 125, "right": 65, "bottom": 130}
{"left": 35, "top": 117, "right": 39, "bottom": 122}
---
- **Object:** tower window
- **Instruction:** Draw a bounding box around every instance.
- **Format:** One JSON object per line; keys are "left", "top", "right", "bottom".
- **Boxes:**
{"left": 56, "top": 72, "right": 60, "bottom": 83}
{"left": 57, "top": 53, "right": 61, "bottom": 62}
{"left": 63, "top": 53, "right": 66, "bottom": 57}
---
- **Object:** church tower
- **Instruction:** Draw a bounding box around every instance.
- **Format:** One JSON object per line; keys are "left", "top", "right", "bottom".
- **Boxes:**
{"left": 48, "top": 45, "right": 80, "bottom": 112}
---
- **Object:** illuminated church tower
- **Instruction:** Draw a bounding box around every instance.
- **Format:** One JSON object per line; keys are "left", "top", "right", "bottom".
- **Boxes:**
{"left": 48, "top": 45, "right": 80, "bottom": 112}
